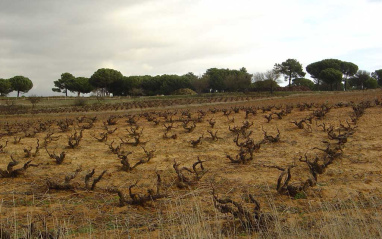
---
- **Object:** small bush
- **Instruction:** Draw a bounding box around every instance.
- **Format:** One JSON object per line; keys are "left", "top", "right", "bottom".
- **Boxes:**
{"left": 171, "top": 88, "right": 197, "bottom": 95}
{"left": 28, "top": 95, "right": 42, "bottom": 108}
{"left": 73, "top": 98, "right": 87, "bottom": 106}
{"left": 129, "top": 88, "right": 144, "bottom": 96}
{"left": 96, "top": 95, "right": 105, "bottom": 103}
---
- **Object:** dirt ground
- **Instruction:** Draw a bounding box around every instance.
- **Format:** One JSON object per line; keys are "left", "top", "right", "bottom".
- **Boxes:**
{"left": 0, "top": 90, "right": 381, "bottom": 238}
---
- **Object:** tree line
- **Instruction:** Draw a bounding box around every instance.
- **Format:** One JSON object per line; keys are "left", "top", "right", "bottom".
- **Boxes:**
{"left": 50, "top": 67, "right": 253, "bottom": 97}
{"left": 1, "top": 59, "right": 381, "bottom": 97}
{"left": 257, "top": 59, "right": 381, "bottom": 92}
{"left": 0, "top": 76, "right": 33, "bottom": 97}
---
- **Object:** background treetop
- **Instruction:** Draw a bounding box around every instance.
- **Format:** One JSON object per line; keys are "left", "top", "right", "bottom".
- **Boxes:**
{"left": 273, "top": 59, "right": 306, "bottom": 87}
{"left": 205, "top": 67, "right": 252, "bottom": 92}
{"left": 69, "top": 77, "right": 94, "bottom": 96}
{"left": 0, "top": 78, "right": 13, "bottom": 96}
{"left": 52, "top": 72, "right": 76, "bottom": 97}
{"left": 89, "top": 68, "right": 124, "bottom": 95}
{"left": 9, "top": 75, "right": 33, "bottom": 97}
{"left": 306, "top": 59, "right": 359, "bottom": 90}
{"left": 253, "top": 70, "right": 281, "bottom": 93}
{"left": 372, "top": 69, "right": 382, "bottom": 86}
{"left": 306, "top": 59, "right": 342, "bottom": 80}
{"left": 349, "top": 70, "right": 378, "bottom": 90}
{"left": 319, "top": 68, "right": 343, "bottom": 91}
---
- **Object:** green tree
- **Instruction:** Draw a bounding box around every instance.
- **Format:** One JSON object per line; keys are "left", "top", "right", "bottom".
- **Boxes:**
{"left": 107, "top": 76, "right": 134, "bottom": 96}
{"left": 364, "top": 78, "right": 379, "bottom": 89}
{"left": 0, "top": 78, "right": 13, "bottom": 96}
{"left": 159, "top": 75, "right": 191, "bottom": 95}
{"left": 139, "top": 76, "right": 161, "bottom": 96}
{"left": 205, "top": 68, "right": 230, "bottom": 92}
{"left": 52, "top": 73, "right": 75, "bottom": 97}
{"left": 292, "top": 78, "right": 315, "bottom": 90}
{"left": 124, "top": 76, "right": 144, "bottom": 96}
{"left": 340, "top": 61, "right": 358, "bottom": 90}
{"left": 273, "top": 59, "right": 306, "bottom": 87}
{"left": 349, "top": 70, "right": 373, "bottom": 90}
{"left": 252, "top": 80, "right": 280, "bottom": 92}
{"left": 190, "top": 75, "right": 210, "bottom": 94}
{"left": 183, "top": 72, "right": 198, "bottom": 82}
{"left": 306, "top": 59, "right": 342, "bottom": 87}
{"left": 9, "top": 76, "right": 33, "bottom": 97}
{"left": 223, "top": 68, "right": 252, "bottom": 92}
{"left": 89, "top": 68, "right": 123, "bottom": 96}
{"left": 205, "top": 67, "right": 251, "bottom": 92}
{"left": 69, "top": 77, "right": 94, "bottom": 96}
{"left": 111, "top": 76, "right": 144, "bottom": 96}
{"left": 108, "top": 76, "right": 145, "bottom": 96}
{"left": 319, "top": 68, "right": 343, "bottom": 91}
{"left": 371, "top": 69, "right": 382, "bottom": 86}
{"left": 253, "top": 70, "right": 281, "bottom": 93}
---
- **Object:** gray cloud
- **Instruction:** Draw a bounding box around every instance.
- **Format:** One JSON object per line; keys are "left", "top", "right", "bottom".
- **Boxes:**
{"left": 0, "top": 0, "right": 156, "bottom": 95}
{"left": 1, "top": 0, "right": 381, "bottom": 96}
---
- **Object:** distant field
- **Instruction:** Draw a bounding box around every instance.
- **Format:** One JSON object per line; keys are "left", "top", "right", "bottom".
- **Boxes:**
{"left": 0, "top": 90, "right": 381, "bottom": 238}
{"left": 0, "top": 91, "right": 316, "bottom": 109}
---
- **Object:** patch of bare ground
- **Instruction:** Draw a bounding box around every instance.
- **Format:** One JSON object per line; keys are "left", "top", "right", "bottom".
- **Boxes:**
{"left": 0, "top": 90, "right": 381, "bottom": 238}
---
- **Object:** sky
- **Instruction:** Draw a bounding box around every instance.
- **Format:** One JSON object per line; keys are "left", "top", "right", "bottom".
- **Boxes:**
{"left": 1, "top": 0, "right": 382, "bottom": 96}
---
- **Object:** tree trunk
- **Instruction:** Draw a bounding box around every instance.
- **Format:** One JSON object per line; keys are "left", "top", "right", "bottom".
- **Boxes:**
{"left": 77, "top": 92, "right": 80, "bottom": 97}
{"left": 17, "top": 90, "right": 20, "bottom": 98}
{"left": 344, "top": 77, "right": 348, "bottom": 91}
{"left": 270, "top": 83, "right": 274, "bottom": 94}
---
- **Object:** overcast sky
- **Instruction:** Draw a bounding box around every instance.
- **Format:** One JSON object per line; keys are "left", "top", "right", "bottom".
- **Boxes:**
{"left": 1, "top": 0, "right": 381, "bottom": 96}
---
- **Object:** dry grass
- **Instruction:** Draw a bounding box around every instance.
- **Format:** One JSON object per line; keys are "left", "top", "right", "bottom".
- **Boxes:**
{"left": 0, "top": 90, "right": 381, "bottom": 238}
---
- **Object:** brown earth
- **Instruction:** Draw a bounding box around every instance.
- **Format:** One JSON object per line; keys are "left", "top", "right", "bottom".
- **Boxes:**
{"left": 0, "top": 90, "right": 381, "bottom": 238}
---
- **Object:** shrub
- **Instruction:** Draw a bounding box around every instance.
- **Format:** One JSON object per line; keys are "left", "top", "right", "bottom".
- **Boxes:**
{"left": 171, "top": 88, "right": 197, "bottom": 95}
{"left": 73, "top": 98, "right": 87, "bottom": 106}
{"left": 129, "top": 88, "right": 144, "bottom": 96}
{"left": 28, "top": 95, "right": 42, "bottom": 108}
